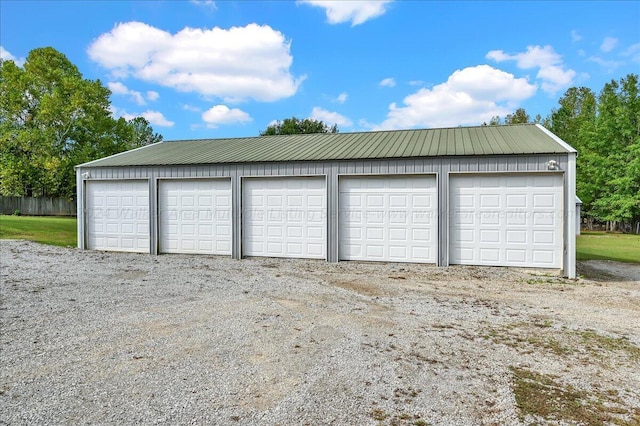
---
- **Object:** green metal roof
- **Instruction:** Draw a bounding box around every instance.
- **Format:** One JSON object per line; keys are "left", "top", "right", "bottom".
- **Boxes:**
{"left": 78, "top": 124, "right": 576, "bottom": 168}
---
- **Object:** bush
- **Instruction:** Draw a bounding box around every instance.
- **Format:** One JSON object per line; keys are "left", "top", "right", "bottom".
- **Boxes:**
{"left": 13, "top": 209, "right": 21, "bottom": 216}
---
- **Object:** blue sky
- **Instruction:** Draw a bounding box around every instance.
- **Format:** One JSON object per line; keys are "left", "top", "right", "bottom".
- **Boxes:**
{"left": 2, "top": 1, "right": 639, "bottom": 140}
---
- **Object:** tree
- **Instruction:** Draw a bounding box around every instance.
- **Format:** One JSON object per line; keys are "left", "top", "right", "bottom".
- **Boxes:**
{"left": 119, "top": 117, "right": 163, "bottom": 147}
{"left": 545, "top": 87, "right": 599, "bottom": 222}
{"left": 504, "top": 108, "right": 530, "bottom": 124}
{"left": 261, "top": 117, "right": 338, "bottom": 135}
{"left": 484, "top": 108, "right": 534, "bottom": 126}
{"left": 0, "top": 47, "right": 162, "bottom": 199}
{"left": 588, "top": 74, "right": 640, "bottom": 230}
{"left": 545, "top": 76, "right": 640, "bottom": 232}
{"left": 546, "top": 87, "right": 597, "bottom": 143}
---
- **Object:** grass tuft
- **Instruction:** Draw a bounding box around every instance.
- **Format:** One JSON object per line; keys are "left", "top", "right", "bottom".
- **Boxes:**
{"left": 510, "top": 367, "right": 639, "bottom": 425}
{"left": 577, "top": 330, "right": 640, "bottom": 361}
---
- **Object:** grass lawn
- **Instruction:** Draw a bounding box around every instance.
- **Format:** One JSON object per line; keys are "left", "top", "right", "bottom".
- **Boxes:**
{"left": 577, "top": 231, "right": 640, "bottom": 263}
{"left": 1, "top": 215, "right": 639, "bottom": 264}
{"left": 0, "top": 215, "right": 77, "bottom": 247}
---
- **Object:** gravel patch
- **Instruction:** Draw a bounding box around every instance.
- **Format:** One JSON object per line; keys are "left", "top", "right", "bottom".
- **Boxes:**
{"left": 1, "top": 240, "right": 639, "bottom": 425}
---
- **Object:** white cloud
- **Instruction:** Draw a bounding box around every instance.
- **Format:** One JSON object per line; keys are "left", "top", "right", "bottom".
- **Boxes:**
{"left": 408, "top": 80, "right": 425, "bottom": 86}
{"left": 587, "top": 56, "right": 623, "bottom": 72}
{"left": 334, "top": 92, "right": 348, "bottom": 103}
{"left": 600, "top": 36, "right": 618, "bottom": 53}
{"left": 623, "top": 42, "right": 640, "bottom": 63}
{"left": 136, "top": 110, "right": 175, "bottom": 127}
{"left": 487, "top": 45, "right": 559, "bottom": 68}
{"left": 182, "top": 104, "right": 202, "bottom": 112}
{"left": 146, "top": 90, "right": 159, "bottom": 101}
{"left": 310, "top": 107, "right": 353, "bottom": 127}
{"left": 536, "top": 66, "right": 577, "bottom": 93}
{"left": 486, "top": 45, "right": 576, "bottom": 94}
{"left": 379, "top": 77, "right": 396, "bottom": 87}
{"left": 107, "top": 81, "right": 146, "bottom": 105}
{"left": 0, "top": 46, "right": 25, "bottom": 66}
{"left": 88, "top": 22, "right": 305, "bottom": 102}
{"left": 299, "top": 0, "right": 393, "bottom": 26}
{"left": 588, "top": 42, "right": 639, "bottom": 71}
{"left": 111, "top": 105, "right": 174, "bottom": 127}
{"left": 571, "top": 30, "right": 582, "bottom": 42}
{"left": 374, "top": 65, "right": 537, "bottom": 130}
{"left": 202, "top": 105, "right": 252, "bottom": 128}
{"left": 190, "top": 0, "right": 216, "bottom": 10}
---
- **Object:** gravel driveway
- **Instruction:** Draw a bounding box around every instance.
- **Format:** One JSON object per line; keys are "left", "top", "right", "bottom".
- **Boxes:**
{"left": 1, "top": 240, "right": 639, "bottom": 425}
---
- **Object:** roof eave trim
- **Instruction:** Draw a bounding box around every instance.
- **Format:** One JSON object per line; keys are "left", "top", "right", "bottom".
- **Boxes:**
{"left": 535, "top": 124, "right": 577, "bottom": 153}
{"left": 74, "top": 142, "right": 163, "bottom": 169}
{"left": 79, "top": 151, "right": 571, "bottom": 168}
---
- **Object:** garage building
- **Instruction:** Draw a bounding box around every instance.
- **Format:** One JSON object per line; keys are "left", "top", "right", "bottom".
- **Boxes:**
{"left": 76, "top": 124, "right": 577, "bottom": 278}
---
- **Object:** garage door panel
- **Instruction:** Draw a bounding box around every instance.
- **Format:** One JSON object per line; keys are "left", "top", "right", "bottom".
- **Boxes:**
{"left": 507, "top": 194, "right": 527, "bottom": 208}
{"left": 506, "top": 249, "right": 526, "bottom": 262}
{"left": 307, "top": 243, "right": 324, "bottom": 256}
{"left": 159, "top": 179, "right": 231, "bottom": 255}
{"left": 86, "top": 180, "right": 150, "bottom": 253}
{"left": 412, "top": 228, "right": 431, "bottom": 242}
{"left": 479, "top": 213, "right": 501, "bottom": 226}
{"left": 506, "top": 230, "right": 527, "bottom": 244}
{"left": 412, "top": 247, "right": 432, "bottom": 259}
{"left": 480, "top": 229, "right": 500, "bottom": 243}
{"left": 480, "top": 248, "right": 500, "bottom": 262}
{"left": 450, "top": 174, "right": 563, "bottom": 268}
{"left": 535, "top": 213, "right": 557, "bottom": 227}
{"left": 216, "top": 241, "right": 230, "bottom": 252}
{"left": 243, "top": 177, "right": 327, "bottom": 259}
{"left": 412, "top": 194, "right": 432, "bottom": 208}
{"left": 340, "top": 175, "right": 437, "bottom": 263}
{"left": 534, "top": 194, "right": 555, "bottom": 207}
{"left": 507, "top": 212, "right": 527, "bottom": 225}
{"left": 533, "top": 250, "right": 555, "bottom": 264}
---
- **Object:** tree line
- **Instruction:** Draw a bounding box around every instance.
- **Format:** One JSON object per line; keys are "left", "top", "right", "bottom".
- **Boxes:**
{"left": 0, "top": 47, "right": 162, "bottom": 200}
{"left": 483, "top": 75, "right": 639, "bottom": 233}
{"left": 2, "top": 48, "right": 638, "bottom": 232}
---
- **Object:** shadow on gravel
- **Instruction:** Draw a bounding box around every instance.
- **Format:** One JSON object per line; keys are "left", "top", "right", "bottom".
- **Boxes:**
{"left": 577, "top": 260, "right": 640, "bottom": 283}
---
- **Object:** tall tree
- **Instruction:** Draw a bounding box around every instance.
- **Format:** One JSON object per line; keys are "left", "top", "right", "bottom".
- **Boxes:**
{"left": 261, "top": 117, "right": 338, "bottom": 135}
{"left": 546, "top": 87, "right": 599, "bottom": 218}
{"left": 484, "top": 108, "right": 534, "bottom": 126}
{"left": 0, "top": 47, "right": 162, "bottom": 199}
{"left": 546, "top": 76, "right": 640, "bottom": 231}
{"left": 546, "top": 87, "right": 597, "bottom": 144}
{"left": 589, "top": 74, "right": 640, "bottom": 229}
{"left": 504, "top": 108, "right": 530, "bottom": 124}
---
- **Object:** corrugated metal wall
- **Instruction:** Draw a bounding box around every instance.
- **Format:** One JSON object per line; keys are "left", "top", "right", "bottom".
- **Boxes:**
{"left": 77, "top": 153, "right": 573, "bottom": 273}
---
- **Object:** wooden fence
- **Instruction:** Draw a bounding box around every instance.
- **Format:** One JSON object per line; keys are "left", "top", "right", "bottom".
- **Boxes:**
{"left": 0, "top": 196, "right": 76, "bottom": 216}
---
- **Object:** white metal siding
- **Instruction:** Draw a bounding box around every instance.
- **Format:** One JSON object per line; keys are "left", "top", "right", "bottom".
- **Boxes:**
{"left": 449, "top": 174, "right": 563, "bottom": 268}
{"left": 86, "top": 180, "right": 149, "bottom": 253}
{"left": 339, "top": 175, "right": 437, "bottom": 263}
{"left": 243, "top": 177, "right": 326, "bottom": 259}
{"left": 158, "top": 179, "right": 232, "bottom": 255}
{"left": 77, "top": 153, "right": 574, "bottom": 277}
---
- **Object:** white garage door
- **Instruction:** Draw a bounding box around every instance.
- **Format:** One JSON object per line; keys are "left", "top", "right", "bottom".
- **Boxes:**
{"left": 243, "top": 177, "right": 326, "bottom": 259}
{"left": 86, "top": 180, "right": 149, "bottom": 253}
{"left": 449, "top": 174, "right": 563, "bottom": 268}
{"left": 339, "top": 175, "right": 437, "bottom": 263}
{"left": 158, "top": 179, "right": 232, "bottom": 255}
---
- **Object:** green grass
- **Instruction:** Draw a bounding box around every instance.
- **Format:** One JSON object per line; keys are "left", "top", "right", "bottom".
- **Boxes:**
{"left": 510, "top": 366, "right": 639, "bottom": 425}
{"left": 2, "top": 215, "right": 638, "bottom": 263}
{"left": 577, "top": 231, "right": 640, "bottom": 263}
{"left": 0, "top": 215, "right": 77, "bottom": 247}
